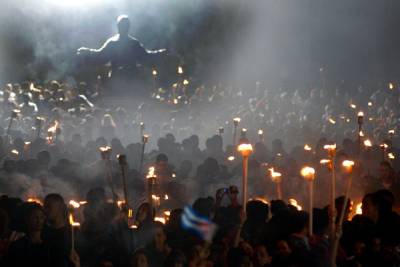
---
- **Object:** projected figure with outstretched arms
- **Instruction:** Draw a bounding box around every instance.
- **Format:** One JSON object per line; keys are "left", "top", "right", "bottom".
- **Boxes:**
{"left": 77, "top": 15, "right": 168, "bottom": 97}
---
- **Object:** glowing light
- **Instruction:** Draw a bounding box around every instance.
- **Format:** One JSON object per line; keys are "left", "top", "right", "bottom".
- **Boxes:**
{"left": 152, "top": 69, "right": 157, "bottom": 76}
{"left": 171, "top": 173, "right": 176, "bottom": 178}
{"left": 130, "top": 224, "right": 138, "bottom": 229}
{"left": 342, "top": 160, "right": 355, "bottom": 173}
{"left": 69, "top": 214, "right": 80, "bottom": 227}
{"left": 304, "top": 144, "right": 312, "bottom": 151}
{"left": 388, "top": 152, "right": 395, "bottom": 160}
{"left": 117, "top": 200, "right": 125, "bottom": 209}
{"left": 227, "top": 156, "right": 235, "bottom": 161}
{"left": 233, "top": 117, "right": 241, "bottom": 125}
{"left": 288, "top": 198, "right": 302, "bottom": 211}
{"left": 357, "top": 111, "right": 364, "bottom": 118}
{"left": 164, "top": 211, "right": 171, "bottom": 217}
{"left": 183, "top": 79, "right": 189, "bottom": 85}
{"left": 300, "top": 166, "right": 316, "bottom": 181}
{"left": 164, "top": 194, "right": 169, "bottom": 200}
{"left": 328, "top": 118, "right": 336, "bottom": 124}
{"left": 47, "top": 121, "right": 59, "bottom": 134}
{"left": 146, "top": 167, "right": 156, "bottom": 179}
{"left": 173, "top": 98, "right": 178, "bottom": 104}
{"left": 10, "top": 149, "right": 19, "bottom": 156}
{"left": 363, "top": 139, "right": 372, "bottom": 147}
{"left": 258, "top": 129, "right": 263, "bottom": 135}
{"left": 359, "top": 131, "right": 365, "bottom": 137}
{"left": 268, "top": 168, "right": 282, "bottom": 183}
{"left": 350, "top": 104, "right": 357, "bottom": 109}
{"left": 355, "top": 202, "right": 362, "bottom": 215}
{"left": 388, "top": 129, "right": 395, "bottom": 135}
{"left": 69, "top": 200, "right": 80, "bottom": 209}
{"left": 79, "top": 201, "right": 87, "bottom": 205}
{"left": 237, "top": 143, "right": 253, "bottom": 157}
{"left": 368, "top": 102, "right": 373, "bottom": 107}
{"left": 324, "top": 144, "right": 337, "bottom": 151}
{"left": 154, "top": 217, "right": 166, "bottom": 224}
{"left": 320, "top": 159, "right": 331, "bottom": 165}
{"left": 380, "top": 143, "right": 389, "bottom": 149}
{"left": 99, "top": 146, "right": 112, "bottom": 152}
{"left": 142, "top": 134, "right": 149, "bottom": 143}
{"left": 177, "top": 66, "right": 183, "bottom": 74}
{"left": 128, "top": 209, "right": 133, "bottom": 218}
{"left": 389, "top": 82, "right": 394, "bottom": 90}
{"left": 27, "top": 197, "right": 43, "bottom": 205}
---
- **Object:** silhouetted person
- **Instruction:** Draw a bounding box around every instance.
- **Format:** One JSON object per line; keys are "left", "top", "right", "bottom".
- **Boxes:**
{"left": 77, "top": 15, "right": 167, "bottom": 97}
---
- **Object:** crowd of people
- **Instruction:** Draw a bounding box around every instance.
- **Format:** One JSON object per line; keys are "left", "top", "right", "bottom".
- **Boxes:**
{"left": 0, "top": 77, "right": 399, "bottom": 267}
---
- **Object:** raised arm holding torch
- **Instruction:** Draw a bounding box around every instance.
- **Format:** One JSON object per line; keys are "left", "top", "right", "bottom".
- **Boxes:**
{"left": 117, "top": 154, "right": 129, "bottom": 212}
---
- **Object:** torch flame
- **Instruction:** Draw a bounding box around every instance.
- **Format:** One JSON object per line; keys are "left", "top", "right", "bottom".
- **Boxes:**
{"left": 177, "top": 66, "right": 183, "bottom": 74}
{"left": 237, "top": 143, "right": 253, "bottom": 157}
{"left": 320, "top": 159, "right": 331, "bottom": 164}
{"left": 11, "top": 149, "right": 19, "bottom": 155}
{"left": 183, "top": 79, "right": 189, "bottom": 85}
{"left": 146, "top": 166, "right": 156, "bottom": 179}
{"left": 388, "top": 152, "right": 395, "bottom": 160}
{"left": 227, "top": 156, "right": 235, "bottom": 161}
{"left": 300, "top": 166, "right": 316, "bottom": 181}
{"left": 388, "top": 129, "right": 395, "bottom": 135}
{"left": 268, "top": 168, "right": 282, "bottom": 183}
{"left": 99, "top": 146, "right": 112, "bottom": 152}
{"left": 350, "top": 104, "right": 357, "bottom": 109}
{"left": 47, "top": 121, "right": 59, "bottom": 134}
{"left": 154, "top": 217, "right": 166, "bottom": 224}
{"left": 152, "top": 69, "right": 157, "bottom": 76}
{"left": 357, "top": 111, "right": 364, "bottom": 118}
{"left": 69, "top": 214, "right": 80, "bottom": 227}
{"left": 389, "top": 82, "right": 394, "bottom": 90}
{"left": 364, "top": 139, "right": 372, "bottom": 147}
{"left": 27, "top": 197, "right": 43, "bottom": 205}
{"left": 233, "top": 117, "right": 241, "bottom": 123}
{"left": 380, "top": 143, "right": 389, "bottom": 149}
{"left": 258, "top": 129, "right": 263, "bottom": 135}
{"left": 323, "top": 144, "right": 337, "bottom": 151}
{"left": 328, "top": 118, "right": 336, "bottom": 124}
{"left": 303, "top": 144, "right": 312, "bottom": 151}
{"left": 69, "top": 200, "right": 80, "bottom": 209}
{"left": 288, "top": 198, "right": 302, "bottom": 211}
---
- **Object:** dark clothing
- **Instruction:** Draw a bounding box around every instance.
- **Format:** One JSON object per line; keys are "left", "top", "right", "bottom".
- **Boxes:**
{"left": 42, "top": 225, "right": 73, "bottom": 267}
{"left": 3, "top": 236, "right": 51, "bottom": 267}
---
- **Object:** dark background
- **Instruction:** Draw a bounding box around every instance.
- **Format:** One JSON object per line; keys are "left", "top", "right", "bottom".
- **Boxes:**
{"left": 0, "top": 0, "right": 399, "bottom": 89}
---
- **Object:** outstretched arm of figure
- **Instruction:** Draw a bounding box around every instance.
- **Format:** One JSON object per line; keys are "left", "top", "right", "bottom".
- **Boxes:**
{"left": 77, "top": 38, "right": 113, "bottom": 63}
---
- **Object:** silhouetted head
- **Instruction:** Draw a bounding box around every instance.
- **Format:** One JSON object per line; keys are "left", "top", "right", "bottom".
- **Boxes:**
{"left": 117, "top": 15, "right": 130, "bottom": 37}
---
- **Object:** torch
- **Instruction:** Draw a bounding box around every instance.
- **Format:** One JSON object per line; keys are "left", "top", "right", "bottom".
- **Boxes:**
{"left": 218, "top": 127, "right": 224, "bottom": 136}
{"left": 139, "top": 122, "right": 145, "bottom": 141}
{"left": 380, "top": 143, "right": 388, "bottom": 161}
{"left": 269, "top": 168, "right": 282, "bottom": 200}
{"left": 146, "top": 166, "right": 157, "bottom": 215}
{"left": 357, "top": 111, "right": 364, "bottom": 153}
{"left": 152, "top": 69, "right": 157, "bottom": 92}
{"left": 99, "top": 146, "right": 118, "bottom": 202}
{"left": 232, "top": 117, "right": 241, "bottom": 147}
{"left": 69, "top": 213, "right": 80, "bottom": 252}
{"left": 258, "top": 129, "right": 264, "bottom": 143}
{"left": 300, "top": 166, "right": 316, "bottom": 236}
{"left": 118, "top": 154, "right": 129, "bottom": 212}
{"left": 6, "top": 109, "right": 20, "bottom": 136}
{"left": 139, "top": 134, "right": 149, "bottom": 175}
{"left": 237, "top": 143, "right": 253, "bottom": 212}
{"left": 331, "top": 160, "right": 355, "bottom": 267}
{"left": 323, "top": 143, "right": 337, "bottom": 240}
